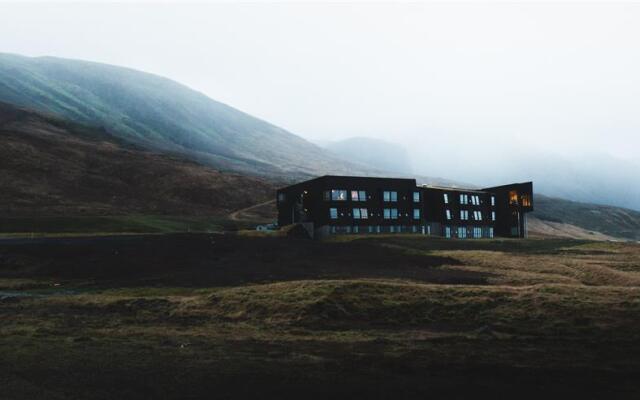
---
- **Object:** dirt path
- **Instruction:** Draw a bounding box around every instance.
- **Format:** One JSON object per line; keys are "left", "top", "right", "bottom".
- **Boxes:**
{"left": 228, "top": 199, "right": 276, "bottom": 221}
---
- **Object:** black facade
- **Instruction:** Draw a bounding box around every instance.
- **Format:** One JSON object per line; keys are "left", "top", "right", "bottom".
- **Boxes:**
{"left": 277, "top": 175, "right": 533, "bottom": 239}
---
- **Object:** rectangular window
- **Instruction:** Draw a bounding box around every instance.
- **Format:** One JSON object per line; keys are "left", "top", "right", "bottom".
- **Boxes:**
{"left": 331, "top": 190, "right": 347, "bottom": 201}
{"left": 413, "top": 209, "right": 420, "bottom": 219}
{"left": 383, "top": 191, "right": 397, "bottom": 202}
{"left": 491, "top": 211, "right": 496, "bottom": 221}
{"left": 329, "top": 208, "right": 338, "bottom": 219}
{"left": 446, "top": 209, "right": 452, "bottom": 220}
{"left": 391, "top": 208, "right": 398, "bottom": 219}
{"left": 460, "top": 210, "right": 468, "bottom": 220}
{"left": 350, "top": 190, "right": 367, "bottom": 201}
{"left": 509, "top": 190, "right": 518, "bottom": 205}
{"left": 522, "top": 195, "right": 531, "bottom": 207}
{"left": 277, "top": 193, "right": 285, "bottom": 202}
{"left": 473, "top": 211, "right": 483, "bottom": 221}
{"left": 445, "top": 226, "right": 452, "bottom": 238}
{"left": 383, "top": 208, "right": 391, "bottom": 219}
{"left": 352, "top": 208, "right": 361, "bottom": 219}
{"left": 443, "top": 193, "right": 449, "bottom": 204}
{"left": 491, "top": 196, "right": 495, "bottom": 206}
{"left": 413, "top": 192, "right": 420, "bottom": 202}
{"left": 458, "top": 227, "right": 467, "bottom": 238}
{"left": 473, "top": 227, "right": 482, "bottom": 238}
{"left": 459, "top": 194, "right": 468, "bottom": 205}
{"left": 489, "top": 227, "right": 494, "bottom": 238}
{"left": 471, "top": 195, "right": 480, "bottom": 205}
{"left": 324, "top": 191, "right": 330, "bottom": 201}
{"left": 353, "top": 208, "right": 368, "bottom": 219}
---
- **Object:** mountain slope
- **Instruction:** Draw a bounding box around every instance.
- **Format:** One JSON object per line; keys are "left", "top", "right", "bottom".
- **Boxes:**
{"left": 0, "top": 53, "right": 367, "bottom": 179}
{"left": 531, "top": 194, "right": 640, "bottom": 241}
{"left": 0, "top": 102, "right": 274, "bottom": 216}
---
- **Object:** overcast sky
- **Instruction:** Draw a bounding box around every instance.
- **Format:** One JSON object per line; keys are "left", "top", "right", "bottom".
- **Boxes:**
{"left": 2, "top": 1, "right": 639, "bottom": 169}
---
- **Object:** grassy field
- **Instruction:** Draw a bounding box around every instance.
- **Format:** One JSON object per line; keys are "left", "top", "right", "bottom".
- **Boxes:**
{"left": 0, "top": 215, "right": 265, "bottom": 237}
{"left": 1, "top": 233, "right": 640, "bottom": 399}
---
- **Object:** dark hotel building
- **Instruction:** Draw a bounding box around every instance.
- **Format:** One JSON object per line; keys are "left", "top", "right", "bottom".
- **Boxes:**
{"left": 276, "top": 176, "right": 533, "bottom": 239}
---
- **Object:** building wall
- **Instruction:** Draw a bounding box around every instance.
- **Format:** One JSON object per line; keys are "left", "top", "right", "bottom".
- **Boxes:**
{"left": 277, "top": 176, "right": 532, "bottom": 239}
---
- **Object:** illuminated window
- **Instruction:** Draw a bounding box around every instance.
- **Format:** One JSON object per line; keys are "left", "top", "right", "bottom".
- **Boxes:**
{"left": 391, "top": 208, "right": 398, "bottom": 219}
{"left": 329, "top": 208, "right": 338, "bottom": 219}
{"left": 443, "top": 193, "right": 449, "bottom": 204}
{"left": 351, "top": 190, "right": 367, "bottom": 201}
{"left": 489, "top": 227, "right": 494, "bottom": 238}
{"left": 460, "top": 210, "right": 468, "bottom": 220}
{"left": 473, "top": 211, "right": 483, "bottom": 221}
{"left": 446, "top": 209, "right": 452, "bottom": 220}
{"left": 413, "top": 192, "right": 420, "bottom": 202}
{"left": 459, "top": 194, "right": 468, "bottom": 204}
{"left": 471, "top": 195, "right": 480, "bottom": 205}
{"left": 492, "top": 211, "right": 496, "bottom": 221}
{"left": 331, "top": 190, "right": 347, "bottom": 201}
{"left": 521, "top": 195, "right": 531, "bottom": 207}
{"left": 458, "top": 227, "right": 467, "bottom": 238}
{"left": 445, "top": 226, "right": 452, "bottom": 238}
{"left": 413, "top": 209, "right": 420, "bottom": 219}
{"left": 491, "top": 196, "right": 495, "bottom": 206}
{"left": 509, "top": 191, "right": 518, "bottom": 205}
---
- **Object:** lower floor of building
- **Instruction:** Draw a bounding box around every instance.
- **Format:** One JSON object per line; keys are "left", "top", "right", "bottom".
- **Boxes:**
{"left": 318, "top": 223, "right": 496, "bottom": 239}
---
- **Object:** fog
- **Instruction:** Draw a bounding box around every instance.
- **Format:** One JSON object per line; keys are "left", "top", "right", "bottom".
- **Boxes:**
{"left": 1, "top": 2, "right": 639, "bottom": 207}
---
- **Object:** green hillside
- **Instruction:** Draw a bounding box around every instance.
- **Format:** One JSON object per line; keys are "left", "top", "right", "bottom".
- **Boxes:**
{"left": 0, "top": 53, "right": 364, "bottom": 179}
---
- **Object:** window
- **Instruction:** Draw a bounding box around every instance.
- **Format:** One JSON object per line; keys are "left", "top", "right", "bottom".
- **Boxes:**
{"left": 384, "top": 208, "right": 390, "bottom": 219}
{"left": 324, "top": 191, "right": 330, "bottom": 201}
{"left": 457, "top": 227, "right": 467, "bottom": 238}
{"left": 353, "top": 208, "right": 368, "bottom": 219}
{"left": 445, "top": 226, "right": 452, "bottom": 238}
{"left": 459, "top": 194, "right": 468, "bottom": 205}
{"left": 443, "top": 193, "right": 449, "bottom": 204}
{"left": 491, "top": 211, "right": 496, "bottom": 221}
{"left": 331, "top": 190, "right": 347, "bottom": 201}
{"left": 277, "top": 193, "right": 285, "bottom": 202}
{"left": 509, "top": 190, "right": 518, "bottom": 205}
{"left": 489, "top": 227, "right": 494, "bottom": 238}
{"left": 473, "top": 211, "right": 483, "bottom": 221}
{"left": 446, "top": 209, "right": 452, "bottom": 220}
{"left": 413, "top": 209, "right": 420, "bottom": 220}
{"left": 329, "top": 208, "right": 338, "bottom": 219}
{"left": 471, "top": 195, "right": 480, "bottom": 205}
{"left": 473, "top": 227, "right": 482, "bottom": 238}
{"left": 460, "top": 210, "right": 469, "bottom": 220}
{"left": 383, "top": 191, "right": 398, "bottom": 202}
{"left": 413, "top": 192, "right": 420, "bottom": 202}
{"left": 351, "top": 190, "right": 367, "bottom": 201}
{"left": 521, "top": 194, "right": 531, "bottom": 207}
{"left": 491, "top": 196, "right": 495, "bottom": 206}
{"left": 391, "top": 208, "right": 398, "bottom": 219}
{"left": 384, "top": 208, "right": 398, "bottom": 219}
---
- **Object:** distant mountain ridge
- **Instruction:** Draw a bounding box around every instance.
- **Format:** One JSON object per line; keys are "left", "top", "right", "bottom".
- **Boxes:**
{"left": 0, "top": 53, "right": 373, "bottom": 180}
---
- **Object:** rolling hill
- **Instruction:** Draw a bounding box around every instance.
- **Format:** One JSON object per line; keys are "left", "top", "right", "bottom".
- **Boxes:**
{"left": 0, "top": 101, "right": 274, "bottom": 217}
{"left": 0, "top": 53, "right": 370, "bottom": 180}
